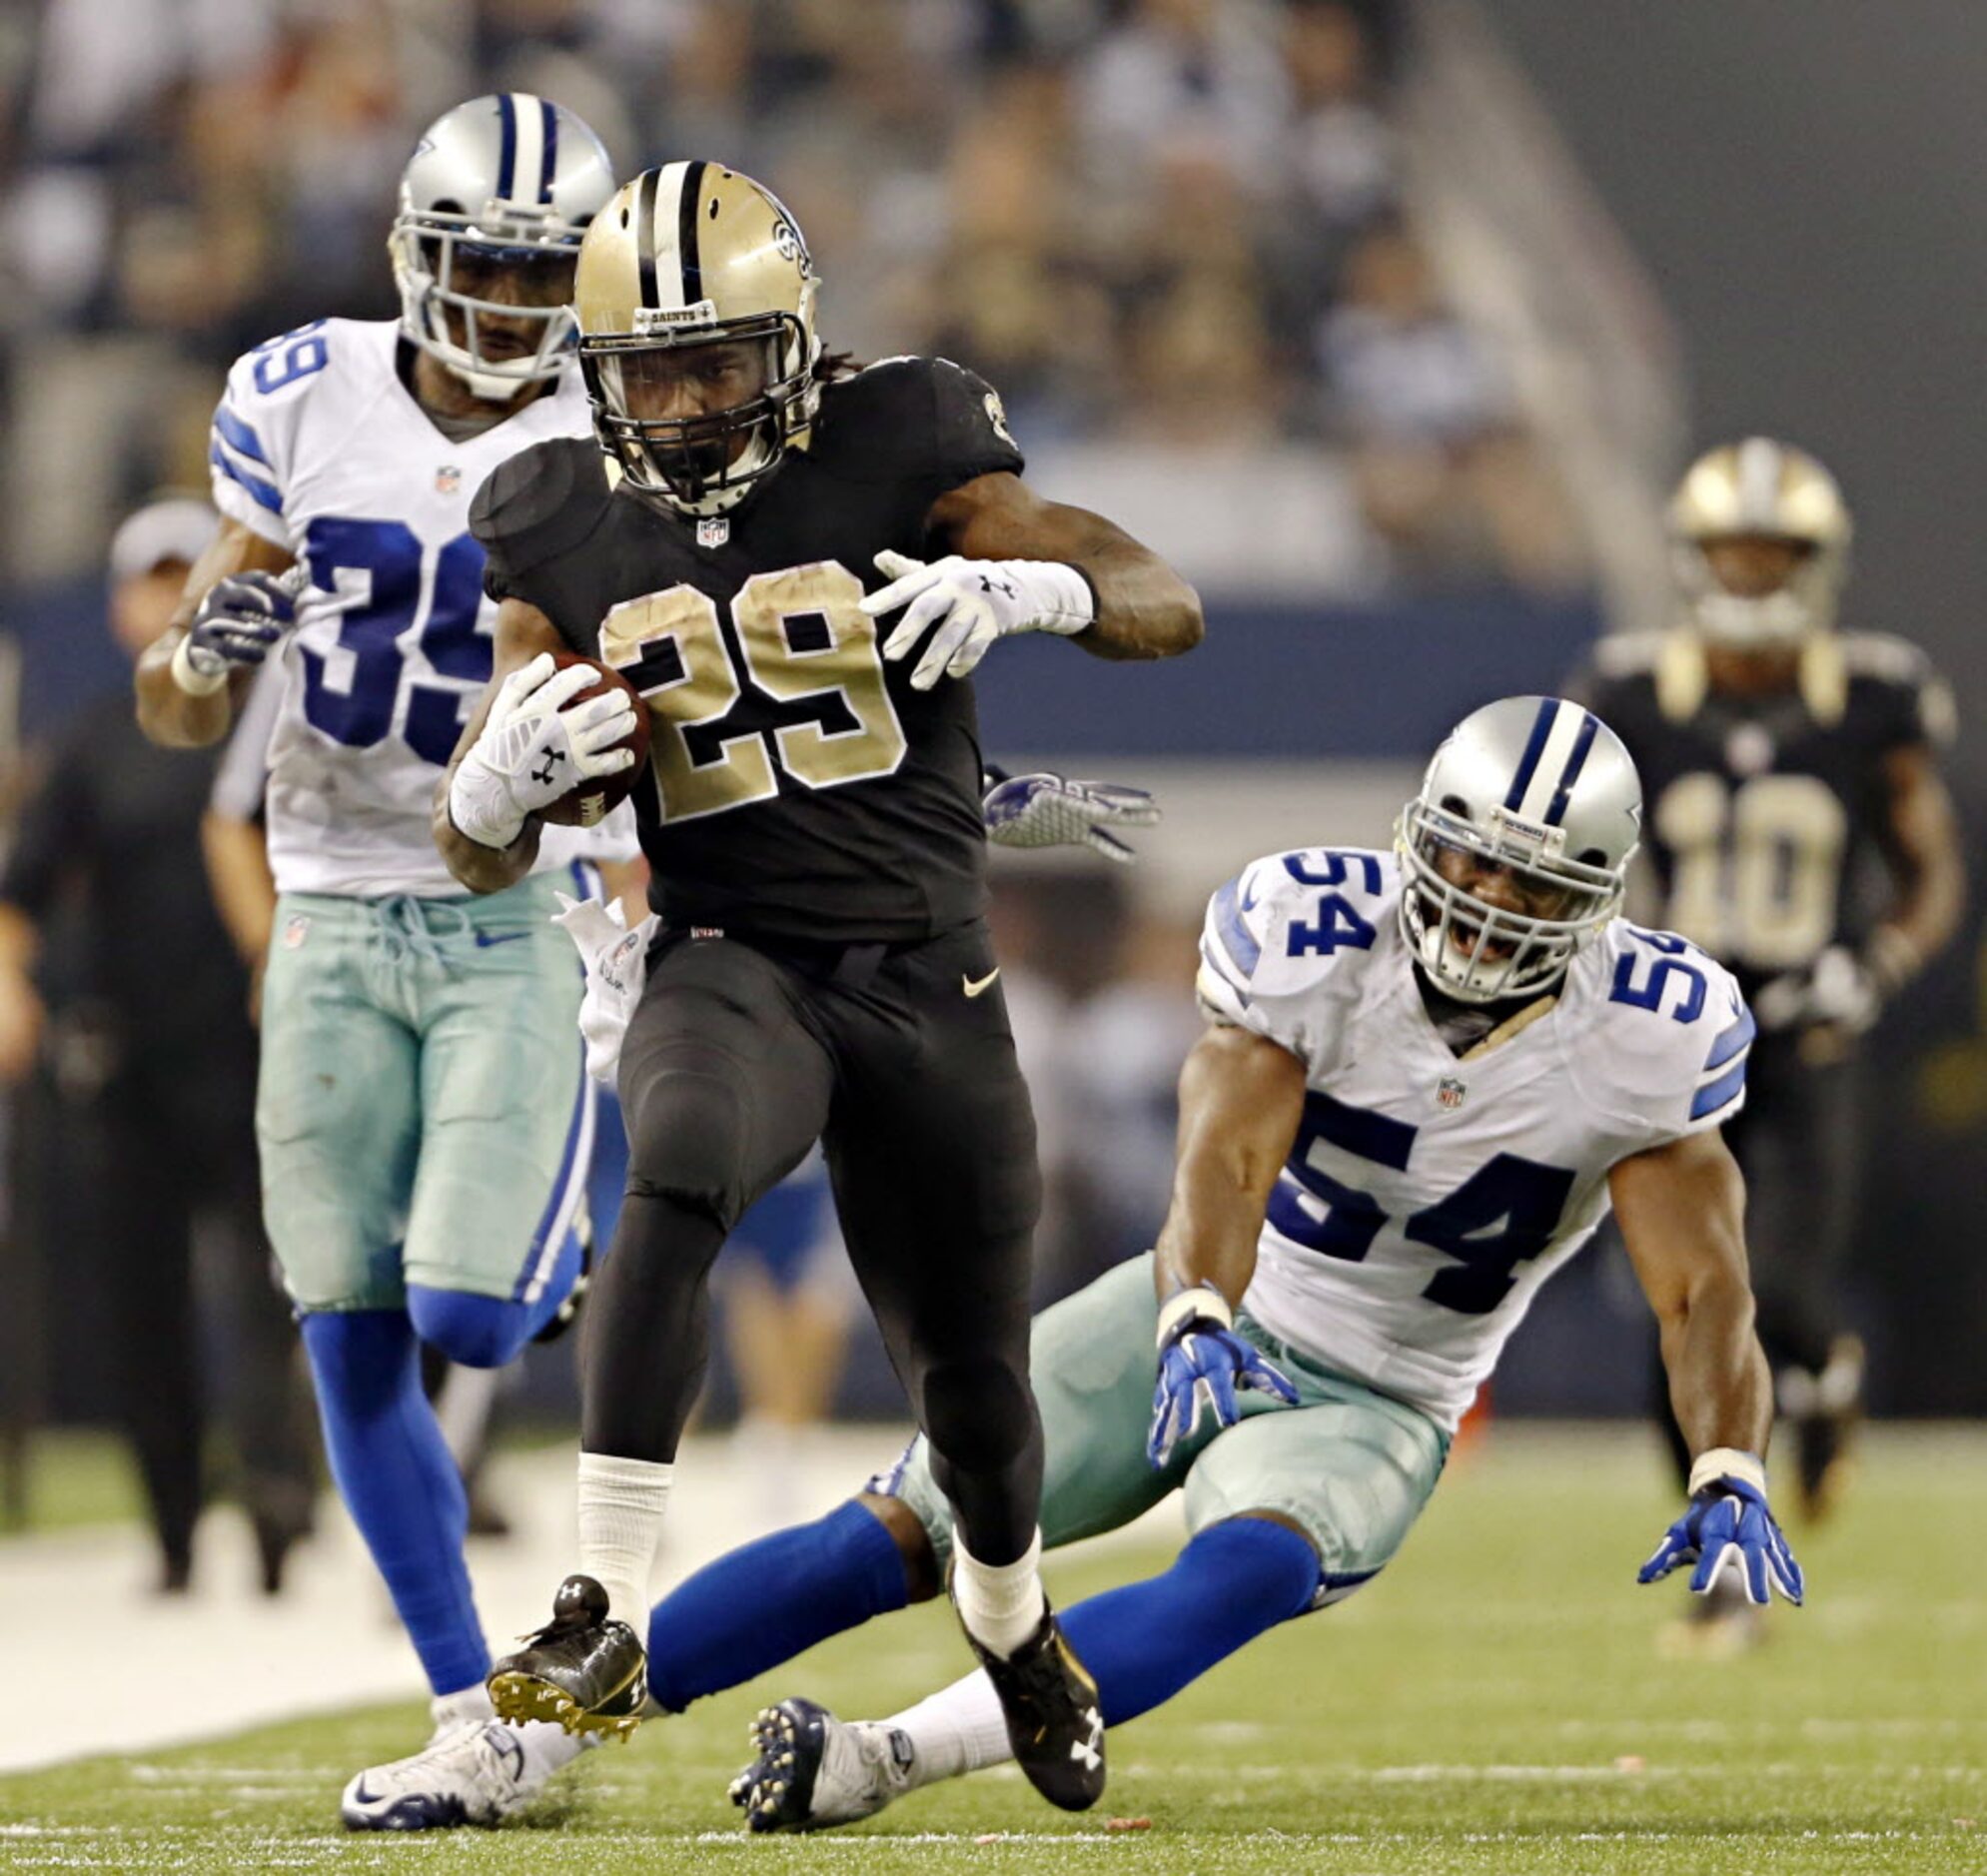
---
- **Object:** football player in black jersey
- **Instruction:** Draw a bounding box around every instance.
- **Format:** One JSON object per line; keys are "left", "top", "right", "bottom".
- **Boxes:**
{"left": 432, "top": 162, "right": 1202, "bottom": 1809}
{"left": 1572, "top": 439, "right": 1963, "bottom": 1610}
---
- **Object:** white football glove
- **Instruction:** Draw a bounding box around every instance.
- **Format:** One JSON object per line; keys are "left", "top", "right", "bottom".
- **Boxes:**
{"left": 861, "top": 549, "right": 1094, "bottom": 690}
{"left": 1751, "top": 944, "right": 1882, "bottom": 1036}
{"left": 448, "top": 653, "right": 637, "bottom": 850}
{"left": 982, "top": 771, "right": 1159, "bottom": 864}
{"left": 552, "top": 891, "right": 659, "bottom": 1084}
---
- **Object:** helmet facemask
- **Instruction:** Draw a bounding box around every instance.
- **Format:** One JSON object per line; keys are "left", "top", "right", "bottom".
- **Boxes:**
{"left": 1398, "top": 798, "right": 1627, "bottom": 1004}
{"left": 579, "top": 310, "right": 818, "bottom": 514}
{"left": 391, "top": 207, "right": 585, "bottom": 402}
{"left": 1674, "top": 532, "right": 1840, "bottom": 650}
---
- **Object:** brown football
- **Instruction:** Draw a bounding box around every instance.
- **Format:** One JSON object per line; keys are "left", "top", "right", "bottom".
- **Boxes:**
{"left": 536, "top": 649, "right": 650, "bottom": 827}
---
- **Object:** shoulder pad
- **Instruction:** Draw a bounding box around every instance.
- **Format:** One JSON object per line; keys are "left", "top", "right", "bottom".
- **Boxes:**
{"left": 1589, "top": 630, "right": 1666, "bottom": 678}
{"left": 1837, "top": 630, "right": 1933, "bottom": 685}
{"left": 1568, "top": 922, "right": 1752, "bottom": 1149}
{"left": 469, "top": 439, "right": 610, "bottom": 582}
{"left": 1199, "top": 847, "right": 1397, "bottom": 1049}
{"left": 814, "top": 355, "right": 1023, "bottom": 487}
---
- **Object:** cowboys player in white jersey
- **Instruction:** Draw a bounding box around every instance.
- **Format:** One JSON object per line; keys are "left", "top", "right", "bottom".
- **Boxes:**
{"left": 548, "top": 696, "right": 1802, "bottom": 1833}
{"left": 133, "top": 95, "right": 642, "bottom": 1829}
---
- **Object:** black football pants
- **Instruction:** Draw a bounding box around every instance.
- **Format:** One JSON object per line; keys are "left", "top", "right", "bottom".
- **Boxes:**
{"left": 583, "top": 920, "right": 1045, "bottom": 1564}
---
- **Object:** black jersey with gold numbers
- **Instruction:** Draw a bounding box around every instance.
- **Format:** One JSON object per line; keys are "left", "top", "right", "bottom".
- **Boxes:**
{"left": 1575, "top": 629, "right": 1955, "bottom": 993}
{"left": 473, "top": 357, "right": 1024, "bottom": 942}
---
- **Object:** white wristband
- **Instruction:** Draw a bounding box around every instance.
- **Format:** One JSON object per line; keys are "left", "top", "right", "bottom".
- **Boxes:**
{"left": 1018, "top": 560, "right": 1096, "bottom": 636}
{"left": 170, "top": 634, "right": 228, "bottom": 696}
{"left": 1156, "top": 1283, "right": 1233, "bottom": 1348}
{"left": 1687, "top": 1446, "right": 1767, "bottom": 1497}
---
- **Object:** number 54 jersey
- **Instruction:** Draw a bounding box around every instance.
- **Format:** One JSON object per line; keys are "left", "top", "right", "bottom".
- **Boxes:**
{"left": 1197, "top": 847, "right": 1754, "bottom": 1432}
{"left": 471, "top": 356, "right": 1024, "bottom": 944}
{"left": 208, "top": 317, "right": 623, "bottom": 896}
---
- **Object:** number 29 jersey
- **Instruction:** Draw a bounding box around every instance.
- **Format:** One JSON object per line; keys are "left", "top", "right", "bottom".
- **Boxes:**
{"left": 207, "top": 317, "right": 624, "bottom": 896}
{"left": 1197, "top": 847, "right": 1753, "bottom": 1431}
{"left": 471, "top": 356, "right": 1024, "bottom": 944}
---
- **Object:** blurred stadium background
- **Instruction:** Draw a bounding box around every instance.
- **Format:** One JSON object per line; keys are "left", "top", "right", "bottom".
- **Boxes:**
{"left": 2, "top": 0, "right": 1984, "bottom": 1744}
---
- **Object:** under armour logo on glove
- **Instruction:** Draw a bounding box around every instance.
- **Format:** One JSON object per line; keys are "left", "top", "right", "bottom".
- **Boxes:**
{"left": 529, "top": 748, "right": 567, "bottom": 788}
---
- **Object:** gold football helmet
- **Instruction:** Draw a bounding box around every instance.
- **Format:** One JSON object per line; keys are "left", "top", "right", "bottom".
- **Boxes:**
{"left": 573, "top": 162, "right": 822, "bottom": 514}
{"left": 1668, "top": 438, "right": 1852, "bottom": 648}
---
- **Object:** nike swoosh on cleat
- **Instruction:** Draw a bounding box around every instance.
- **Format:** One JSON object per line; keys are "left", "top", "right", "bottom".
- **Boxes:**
{"left": 962, "top": 968, "right": 1001, "bottom": 998}
{"left": 474, "top": 931, "right": 531, "bottom": 948}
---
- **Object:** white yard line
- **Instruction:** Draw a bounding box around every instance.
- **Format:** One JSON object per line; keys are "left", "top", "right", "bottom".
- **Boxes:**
{"left": 3, "top": 1427, "right": 1176, "bottom": 1775}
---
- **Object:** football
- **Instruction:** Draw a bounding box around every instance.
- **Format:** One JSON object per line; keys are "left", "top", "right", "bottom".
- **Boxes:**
{"left": 536, "top": 649, "right": 649, "bottom": 827}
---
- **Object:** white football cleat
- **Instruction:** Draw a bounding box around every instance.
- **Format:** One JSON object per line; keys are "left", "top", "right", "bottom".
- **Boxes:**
{"left": 729, "top": 1697, "right": 913, "bottom": 1833}
{"left": 341, "top": 1712, "right": 585, "bottom": 1830}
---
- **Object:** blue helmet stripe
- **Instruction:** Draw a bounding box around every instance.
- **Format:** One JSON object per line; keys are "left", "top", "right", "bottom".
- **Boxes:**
{"left": 1543, "top": 710, "right": 1600, "bottom": 825}
{"left": 538, "top": 98, "right": 557, "bottom": 202}
{"left": 495, "top": 93, "right": 518, "bottom": 199}
{"left": 1502, "top": 697, "right": 1558, "bottom": 813}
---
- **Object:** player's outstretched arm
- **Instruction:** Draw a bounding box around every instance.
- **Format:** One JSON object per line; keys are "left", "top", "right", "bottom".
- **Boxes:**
{"left": 135, "top": 516, "right": 295, "bottom": 748}
{"left": 433, "top": 598, "right": 563, "bottom": 893}
{"left": 1614, "top": 1130, "right": 1802, "bottom": 1606}
{"left": 861, "top": 472, "right": 1203, "bottom": 691}
{"left": 1147, "top": 1024, "right": 1307, "bottom": 1464}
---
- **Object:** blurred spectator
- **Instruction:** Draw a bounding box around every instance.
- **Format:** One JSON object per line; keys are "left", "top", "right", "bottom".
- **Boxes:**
{"left": 0, "top": 497, "right": 315, "bottom": 1593}
{"left": 1320, "top": 217, "right": 1578, "bottom": 585}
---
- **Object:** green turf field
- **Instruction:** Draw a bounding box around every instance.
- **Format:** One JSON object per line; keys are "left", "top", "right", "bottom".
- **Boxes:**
{"left": 4, "top": 1426, "right": 1983, "bottom": 1874}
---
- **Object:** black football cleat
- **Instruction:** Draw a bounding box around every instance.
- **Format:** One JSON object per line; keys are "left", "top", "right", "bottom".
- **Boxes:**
{"left": 487, "top": 1573, "right": 646, "bottom": 1741}
{"left": 962, "top": 1607, "right": 1105, "bottom": 1812}
{"left": 728, "top": 1697, "right": 910, "bottom": 1834}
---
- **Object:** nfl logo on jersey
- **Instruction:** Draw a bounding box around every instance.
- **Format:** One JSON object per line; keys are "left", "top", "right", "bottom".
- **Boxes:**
{"left": 696, "top": 516, "right": 730, "bottom": 548}
{"left": 1438, "top": 1075, "right": 1467, "bottom": 1111}
{"left": 435, "top": 465, "right": 461, "bottom": 494}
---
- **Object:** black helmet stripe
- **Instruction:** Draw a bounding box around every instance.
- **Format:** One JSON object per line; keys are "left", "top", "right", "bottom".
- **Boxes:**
{"left": 676, "top": 160, "right": 706, "bottom": 306}
{"left": 635, "top": 168, "right": 660, "bottom": 309}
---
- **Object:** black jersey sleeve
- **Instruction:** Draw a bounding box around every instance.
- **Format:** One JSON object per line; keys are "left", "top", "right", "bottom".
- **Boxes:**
{"left": 924, "top": 356, "right": 1024, "bottom": 488}
{"left": 1841, "top": 633, "right": 1958, "bottom": 754}
{"left": 469, "top": 438, "right": 613, "bottom": 607}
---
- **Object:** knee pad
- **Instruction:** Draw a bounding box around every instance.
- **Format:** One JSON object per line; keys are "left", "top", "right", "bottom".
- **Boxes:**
{"left": 624, "top": 1069, "right": 753, "bottom": 1228}
{"left": 407, "top": 1286, "right": 529, "bottom": 1370}
{"left": 920, "top": 1357, "right": 1037, "bottom": 1475}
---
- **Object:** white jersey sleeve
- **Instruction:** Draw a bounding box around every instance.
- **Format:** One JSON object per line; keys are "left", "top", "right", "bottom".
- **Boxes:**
{"left": 1564, "top": 922, "right": 1754, "bottom": 1157}
{"left": 1197, "top": 846, "right": 1396, "bottom": 1067}
{"left": 208, "top": 322, "right": 338, "bottom": 549}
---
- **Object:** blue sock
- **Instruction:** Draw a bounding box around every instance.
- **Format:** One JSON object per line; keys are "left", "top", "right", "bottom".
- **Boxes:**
{"left": 300, "top": 1311, "right": 488, "bottom": 1696}
{"left": 646, "top": 1500, "right": 910, "bottom": 1713}
{"left": 1061, "top": 1518, "right": 1319, "bottom": 1727}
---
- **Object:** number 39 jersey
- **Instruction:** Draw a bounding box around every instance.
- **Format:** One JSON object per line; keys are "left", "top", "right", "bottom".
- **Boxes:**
{"left": 470, "top": 356, "right": 1025, "bottom": 943}
{"left": 208, "top": 317, "right": 628, "bottom": 896}
{"left": 1197, "top": 847, "right": 1753, "bottom": 1431}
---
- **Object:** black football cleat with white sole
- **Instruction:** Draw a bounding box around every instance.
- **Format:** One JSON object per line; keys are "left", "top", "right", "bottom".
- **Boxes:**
{"left": 487, "top": 1573, "right": 646, "bottom": 1741}
{"left": 964, "top": 1607, "right": 1106, "bottom": 1811}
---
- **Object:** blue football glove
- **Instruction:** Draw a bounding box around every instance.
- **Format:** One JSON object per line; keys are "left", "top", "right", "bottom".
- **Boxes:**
{"left": 1147, "top": 1284, "right": 1298, "bottom": 1468}
{"left": 183, "top": 570, "right": 298, "bottom": 680}
{"left": 1638, "top": 1451, "right": 1804, "bottom": 1606}
{"left": 982, "top": 769, "right": 1159, "bottom": 864}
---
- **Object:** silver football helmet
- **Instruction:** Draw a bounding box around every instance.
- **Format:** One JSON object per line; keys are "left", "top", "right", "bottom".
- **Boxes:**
{"left": 1398, "top": 697, "right": 1641, "bottom": 1003}
{"left": 391, "top": 94, "right": 615, "bottom": 401}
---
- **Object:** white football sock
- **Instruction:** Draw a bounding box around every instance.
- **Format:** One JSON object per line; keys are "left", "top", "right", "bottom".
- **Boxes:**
{"left": 950, "top": 1527, "right": 1047, "bottom": 1659}
{"left": 575, "top": 1452, "right": 672, "bottom": 1637}
{"left": 882, "top": 1670, "right": 1012, "bottom": 1787}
